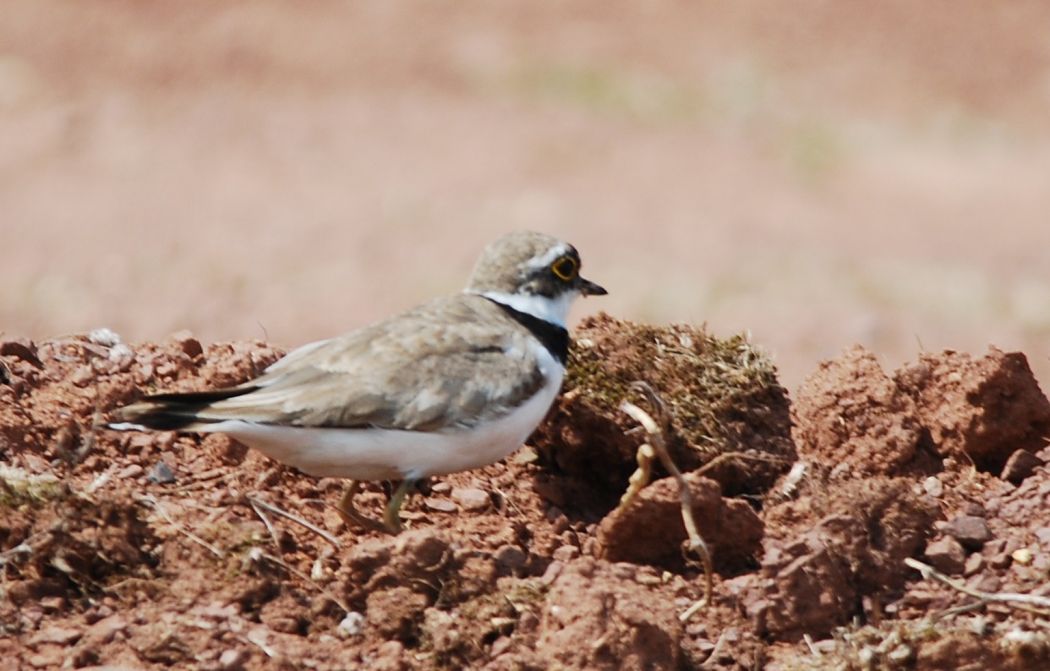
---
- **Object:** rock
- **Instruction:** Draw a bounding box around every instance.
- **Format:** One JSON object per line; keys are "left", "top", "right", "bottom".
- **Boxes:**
{"left": 88, "top": 328, "right": 123, "bottom": 347}
{"left": 117, "top": 464, "right": 144, "bottom": 480}
{"left": 171, "top": 330, "right": 204, "bottom": 358}
{"left": 29, "top": 624, "right": 82, "bottom": 646}
{"left": 924, "top": 536, "right": 966, "bottom": 574}
{"left": 964, "top": 552, "right": 984, "bottom": 576}
{"left": 895, "top": 348, "right": 1050, "bottom": 472}
{"left": 1035, "top": 527, "right": 1050, "bottom": 549}
{"left": 0, "top": 339, "right": 43, "bottom": 367}
{"left": 493, "top": 545, "right": 527, "bottom": 573}
{"left": 1001, "top": 449, "right": 1043, "bottom": 484}
{"left": 944, "top": 515, "right": 992, "bottom": 551}
{"left": 451, "top": 487, "right": 490, "bottom": 511}
{"left": 148, "top": 461, "right": 176, "bottom": 484}
{"left": 552, "top": 545, "right": 579, "bottom": 562}
{"left": 81, "top": 614, "right": 127, "bottom": 647}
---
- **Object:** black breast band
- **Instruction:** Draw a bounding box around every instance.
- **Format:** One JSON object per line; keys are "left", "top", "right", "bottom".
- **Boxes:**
{"left": 487, "top": 299, "right": 569, "bottom": 364}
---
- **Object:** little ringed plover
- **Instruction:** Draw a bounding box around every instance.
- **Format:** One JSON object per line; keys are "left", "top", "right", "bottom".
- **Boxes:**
{"left": 110, "top": 231, "right": 606, "bottom": 533}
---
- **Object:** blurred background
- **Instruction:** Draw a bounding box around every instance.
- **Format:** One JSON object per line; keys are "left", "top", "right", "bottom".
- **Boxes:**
{"left": 3, "top": 1, "right": 1049, "bottom": 388}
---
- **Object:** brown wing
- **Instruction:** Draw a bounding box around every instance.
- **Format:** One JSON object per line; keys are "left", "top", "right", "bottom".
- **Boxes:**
{"left": 146, "top": 295, "right": 546, "bottom": 431}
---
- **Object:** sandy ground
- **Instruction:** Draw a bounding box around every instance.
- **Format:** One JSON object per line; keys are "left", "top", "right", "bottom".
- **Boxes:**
{"left": 3, "top": 1, "right": 1050, "bottom": 388}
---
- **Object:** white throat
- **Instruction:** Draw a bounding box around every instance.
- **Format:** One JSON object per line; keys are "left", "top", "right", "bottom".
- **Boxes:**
{"left": 474, "top": 290, "right": 576, "bottom": 328}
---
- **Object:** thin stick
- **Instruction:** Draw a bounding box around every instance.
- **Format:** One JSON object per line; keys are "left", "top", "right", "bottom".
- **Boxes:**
{"left": 248, "top": 498, "right": 280, "bottom": 547}
{"left": 620, "top": 382, "right": 714, "bottom": 621}
{"left": 248, "top": 496, "right": 341, "bottom": 550}
{"left": 698, "top": 628, "right": 728, "bottom": 668}
{"left": 136, "top": 494, "right": 224, "bottom": 559}
{"left": 905, "top": 557, "right": 1050, "bottom": 617}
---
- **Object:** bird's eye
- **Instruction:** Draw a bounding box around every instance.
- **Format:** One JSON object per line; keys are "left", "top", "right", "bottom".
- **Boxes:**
{"left": 551, "top": 256, "right": 578, "bottom": 281}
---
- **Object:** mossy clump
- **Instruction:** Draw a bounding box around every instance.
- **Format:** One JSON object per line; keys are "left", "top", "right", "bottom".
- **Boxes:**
{"left": 0, "top": 465, "right": 64, "bottom": 508}
{"left": 533, "top": 313, "right": 794, "bottom": 504}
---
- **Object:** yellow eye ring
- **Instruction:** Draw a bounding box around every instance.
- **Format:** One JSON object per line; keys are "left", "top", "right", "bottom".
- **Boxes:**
{"left": 551, "top": 256, "right": 578, "bottom": 281}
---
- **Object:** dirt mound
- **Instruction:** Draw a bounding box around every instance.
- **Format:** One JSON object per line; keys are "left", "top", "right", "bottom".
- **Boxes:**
{"left": 4, "top": 331, "right": 1050, "bottom": 669}
{"left": 752, "top": 477, "right": 936, "bottom": 641}
{"left": 792, "top": 345, "right": 931, "bottom": 478}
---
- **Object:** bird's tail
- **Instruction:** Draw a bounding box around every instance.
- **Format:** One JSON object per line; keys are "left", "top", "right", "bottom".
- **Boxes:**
{"left": 109, "top": 387, "right": 258, "bottom": 432}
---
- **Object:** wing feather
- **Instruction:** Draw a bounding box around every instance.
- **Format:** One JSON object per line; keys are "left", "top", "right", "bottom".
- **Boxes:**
{"left": 186, "top": 295, "right": 547, "bottom": 431}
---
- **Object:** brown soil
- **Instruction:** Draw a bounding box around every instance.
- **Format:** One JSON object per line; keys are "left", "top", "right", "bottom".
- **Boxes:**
{"left": 4, "top": 326, "right": 1050, "bottom": 670}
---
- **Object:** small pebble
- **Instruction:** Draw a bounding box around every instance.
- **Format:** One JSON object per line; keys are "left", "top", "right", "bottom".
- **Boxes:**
{"left": 117, "top": 464, "right": 144, "bottom": 480}
{"left": 944, "top": 515, "right": 992, "bottom": 551}
{"left": 71, "top": 365, "right": 94, "bottom": 387}
{"left": 88, "top": 328, "right": 122, "bottom": 346}
{"left": 1001, "top": 449, "right": 1043, "bottom": 484}
{"left": 490, "top": 636, "right": 513, "bottom": 658}
{"left": 148, "top": 461, "right": 176, "bottom": 484}
{"left": 171, "top": 330, "right": 204, "bottom": 358}
{"left": 451, "top": 487, "right": 490, "bottom": 511}
{"left": 922, "top": 476, "right": 944, "bottom": 498}
{"left": 337, "top": 611, "right": 365, "bottom": 637}
{"left": 424, "top": 497, "right": 457, "bottom": 513}
{"left": 964, "top": 553, "right": 984, "bottom": 576}
{"left": 218, "top": 648, "right": 249, "bottom": 671}
{"left": 494, "top": 545, "right": 527, "bottom": 572}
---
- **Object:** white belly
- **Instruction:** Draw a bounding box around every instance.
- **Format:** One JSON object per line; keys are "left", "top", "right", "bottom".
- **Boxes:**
{"left": 203, "top": 371, "right": 562, "bottom": 481}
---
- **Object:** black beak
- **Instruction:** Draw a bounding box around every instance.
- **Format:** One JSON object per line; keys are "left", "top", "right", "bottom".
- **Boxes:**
{"left": 577, "top": 276, "right": 608, "bottom": 297}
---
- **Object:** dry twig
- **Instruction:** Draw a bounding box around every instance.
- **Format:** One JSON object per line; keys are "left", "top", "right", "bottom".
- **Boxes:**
{"left": 135, "top": 493, "right": 224, "bottom": 559}
{"left": 248, "top": 496, "right": 341, "bottom": 550}
{"left": 906, "top": 557, "right": 1050, "bottom": 617}
{"left": 619, "top": 381, "right": 714, "bottom": 621}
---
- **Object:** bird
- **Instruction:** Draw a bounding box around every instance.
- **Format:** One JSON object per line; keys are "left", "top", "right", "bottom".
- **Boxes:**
{"left": 110, "top": 231, "right": 606, "bottom": 534}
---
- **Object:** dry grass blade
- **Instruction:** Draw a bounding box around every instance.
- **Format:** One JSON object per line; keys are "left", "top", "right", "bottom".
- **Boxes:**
{"left": 905, "top": 557, "right": 1050, "bottom": 617}
{"left": 619, "top": 381, "right": 714, "bottom": 621}
{"left": 248, "top": 496, "right": 341, "bottom": 550}
{"left": 135, "top": 493, "right": 224, "bottom": 559}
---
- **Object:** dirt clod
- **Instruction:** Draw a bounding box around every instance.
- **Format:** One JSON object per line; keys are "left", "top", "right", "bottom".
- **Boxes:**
{"left": 923, "top": 536, "right": 966, "bottom": 575}
{"left": 793, "top": 346, "right": 928, "bottom": 478}
{"left": 896, "top": 348, "right": 1050, "bottom": 472}
{"left": 595, "top": 472, "right": 762, "bottom": 573}
{"left": 943, "top": 514, "right": 993, "bottom": 551}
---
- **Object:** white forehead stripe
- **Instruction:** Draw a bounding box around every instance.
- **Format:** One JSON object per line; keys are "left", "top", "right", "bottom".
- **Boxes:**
{"left": 526, "top": 244, "right": 571, "bottom": 270}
